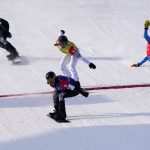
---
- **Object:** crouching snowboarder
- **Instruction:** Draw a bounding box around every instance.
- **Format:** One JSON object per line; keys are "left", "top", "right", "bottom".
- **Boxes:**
{"left": 0, "top": 18, "right": 19, "bottom": 61}
{"left": 46, "top": 71, "right": 89, "bottom": 122}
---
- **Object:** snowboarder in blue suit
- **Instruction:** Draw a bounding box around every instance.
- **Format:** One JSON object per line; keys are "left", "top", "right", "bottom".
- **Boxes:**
{"left": 131, "top": 20, "right": 150, "bottom": 67}
{"left": 46, "top": 71, "right": 89, "bottom": 121}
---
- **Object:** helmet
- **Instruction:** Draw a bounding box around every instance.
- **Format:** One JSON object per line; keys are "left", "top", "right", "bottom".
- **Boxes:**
{"left": 58, "top": 36, "right": 68, "bottom": 43}
{"left": 46, "top": 71, "right": 56, "bottom": 80}
{"left": 58, "top": 36, "right": 68, "bottom": 48}
{"left": 46, "top": 71, "right": 56, "bottom": 86}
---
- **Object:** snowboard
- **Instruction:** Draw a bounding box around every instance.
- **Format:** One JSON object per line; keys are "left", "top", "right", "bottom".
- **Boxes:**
{"left": 47, "top": 114, "right": 70, "bottom": 123}
{"left": 9, "top": 56, "right": 21, "bottom": 64}
{"left": 131, "top": 64, "right": 139, "bottom": 67}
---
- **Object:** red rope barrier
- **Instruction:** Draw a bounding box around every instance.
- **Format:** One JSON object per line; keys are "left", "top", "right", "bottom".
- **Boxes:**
{"left": 0, "top": 84, "right": 150, "bottom": 98}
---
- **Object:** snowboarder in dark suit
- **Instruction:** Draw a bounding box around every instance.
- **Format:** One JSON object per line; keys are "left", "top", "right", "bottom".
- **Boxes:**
{"left": 0, "top": 18, "right": 19, "bottom": 61}
{"left": 46, "top": 71, "right": 89, "bottom": 121}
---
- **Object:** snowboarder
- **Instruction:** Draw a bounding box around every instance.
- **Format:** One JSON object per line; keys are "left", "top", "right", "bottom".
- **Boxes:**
{"left": 54, "top": 30, "right": 96, "bottom": 81}
{"left": 0, "top": 18, "right": 19, "bottom": 61}
{"left": 46, "top": 71, "right": 89, "bottom": 121}
{"left": 131, "top": 20, "right": 150, "bottom": 67}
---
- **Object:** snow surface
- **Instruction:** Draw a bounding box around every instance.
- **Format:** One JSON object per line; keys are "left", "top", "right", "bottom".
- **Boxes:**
{"left": 1, "top": 0, "right": 150, "bottom": 150}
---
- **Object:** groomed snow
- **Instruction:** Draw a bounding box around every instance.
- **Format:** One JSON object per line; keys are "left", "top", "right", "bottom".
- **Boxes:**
{"left": 1, "top": 0, "right": 150, "bottom": 150}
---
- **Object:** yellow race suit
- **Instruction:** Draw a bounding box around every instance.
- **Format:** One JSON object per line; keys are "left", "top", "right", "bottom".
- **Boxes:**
{"left": 56, "top": 41, "right": 78, "bottom": 55}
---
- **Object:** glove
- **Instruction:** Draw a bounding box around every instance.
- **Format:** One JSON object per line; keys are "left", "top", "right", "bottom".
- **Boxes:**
{"left": 7, "top": 32, "right": 12, "bottom": 38}
{"left": 54, "top": 43, "right": 59, "bottom": 46}
{"left": 89, "top": 63, "right": 96, "bottom": 69}
{"left": 80, "top": 91, "right": 89, "bottom": 97}
{"left": 144, "top": 20, "right": 150, "bottom": 30}
{"left": 75, "top": 81, "right": 89, "bottom": 97}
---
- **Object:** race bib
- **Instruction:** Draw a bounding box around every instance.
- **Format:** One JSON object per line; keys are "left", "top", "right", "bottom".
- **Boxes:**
{"left": 60, "top": 80, "right": 69, "bottom": 89}
{"left": 69, "top": 46, "right": 76, "bottom": 55}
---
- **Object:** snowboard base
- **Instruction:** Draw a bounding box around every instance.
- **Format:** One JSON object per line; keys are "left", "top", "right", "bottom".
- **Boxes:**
{"left": 9, "top": 56, "right": 21, "bottom": 64}
{"left": 47, "top": 114, "right": 70, "bottom": 123}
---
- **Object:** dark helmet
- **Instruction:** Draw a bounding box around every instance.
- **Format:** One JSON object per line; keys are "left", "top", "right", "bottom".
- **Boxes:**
{"left": 58, "top": 35, "right": 68, "bottom": 43}
{"left": 0, "top": 18, "right": 9, "bottom": 31}
{"left": 46, "top": 71, "right": 56, "bottom": 80}
{"left": 46, "top": 71, "right": 56, "bottom": 86}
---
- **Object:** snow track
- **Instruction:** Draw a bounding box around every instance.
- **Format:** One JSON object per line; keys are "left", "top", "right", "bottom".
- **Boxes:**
{"left": 1, "top": 0, "right": 150, "bottom": 150}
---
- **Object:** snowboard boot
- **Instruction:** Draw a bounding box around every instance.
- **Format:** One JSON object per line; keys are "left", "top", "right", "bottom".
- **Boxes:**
{"left": 54, "top": 101, "right": 67, "bottom": 121}
{"left": 53, "top": 113, "right": 66, "bottom": 121}
{"left": 7, "top": 52, "right": 19, "bottom": 61}
{"left": 5, "top": 42, "right": 19, "bottom": 61}
{"left": 49, "top": 104, "right": 59, "bottom": 118}
{"left": 49, "top": 110, "right": 57, "bottom": 118}
{"left": 131, "top": 64, "right": 140, "bottom": 67}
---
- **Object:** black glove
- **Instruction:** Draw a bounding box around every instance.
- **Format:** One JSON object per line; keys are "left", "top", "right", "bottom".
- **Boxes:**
{"left": 89, "top": 63, "right": 96, "bottom": 69}
{"left": 7, "top": 32, "right": 12, "bottom": 38}
{"left": 81, "top": 91, "right": 89, "bottom": 97}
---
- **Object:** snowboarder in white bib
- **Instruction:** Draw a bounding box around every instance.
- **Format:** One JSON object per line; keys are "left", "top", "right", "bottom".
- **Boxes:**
{"left": 54, "top": 30, "right": 96, "bottom": 82}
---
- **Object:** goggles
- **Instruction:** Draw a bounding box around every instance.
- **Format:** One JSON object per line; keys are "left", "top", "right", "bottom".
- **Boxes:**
{"left": 60, "top": 42, "right": 68, "bottom": 48}
{"left": 47, "top": 78, "right": 55, "bottom": 87}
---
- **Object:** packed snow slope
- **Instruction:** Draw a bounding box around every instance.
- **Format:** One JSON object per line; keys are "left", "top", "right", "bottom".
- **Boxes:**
{"left": 1, "top": 0, "right": 150, "bottom": 150}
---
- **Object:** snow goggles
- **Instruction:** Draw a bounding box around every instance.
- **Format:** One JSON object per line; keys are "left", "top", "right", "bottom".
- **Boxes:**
{"left": 47, "top": 78, "right": 55, "bottom": 87}
{"left": 60, "top": 42, "right": 68, "bottom": 48}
